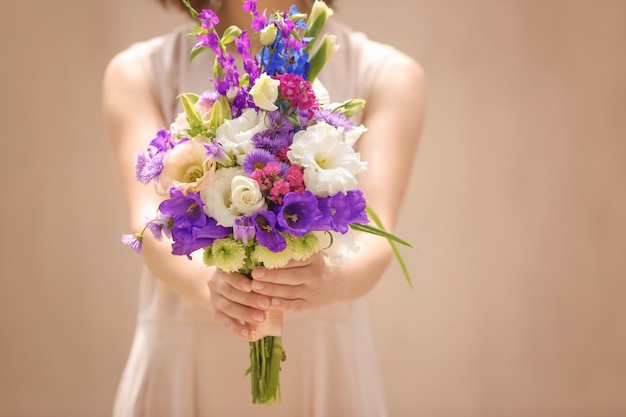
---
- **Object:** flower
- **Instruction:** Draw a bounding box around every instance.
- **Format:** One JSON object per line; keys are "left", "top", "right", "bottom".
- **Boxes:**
{"left": 158, "top": 189, "right": 231, "bottom": 258}
{"left": 205, "top": 237, "right": 247, "bottom": 273}
{"left": 287, "top": 122, "right": 367, "bottom": 197}
{"left": 259, "top": 23, "right": 278, "bottom": 46}
{"left": 158, "top": 139, "right": 216, "bottom": 194}
{"left": 316, "top": 190, "right": 368, "bottom": 233}
{"left": 234, "top": 216, "right": 256, "bottom": 244}
{"left": 230, "top": 174, "right": 268, "bottom": 215}
{"left": 200, "top": 167, "right": 243, "bottom": 226}
{"left": 121, "top": 233, "right": 143, "bottom": 254}
{"left": 276, "top": 191, "right": 323, "bottom": 236}
{"left": 251, "top": 210, "right": 287, "bottom": 252}
{"left": 285, "top": 233, "right": 320, "bottom": 261}
{"left": 250, "top": 73, "right": 280, "bottom": 111}
{"left": 215, "top": 108, "right": 264, "bottom": 164}
{"left": 314, "top": 229, "right": 359, "bottom": 264}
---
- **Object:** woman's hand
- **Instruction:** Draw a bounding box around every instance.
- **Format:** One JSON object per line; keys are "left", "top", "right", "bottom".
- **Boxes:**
{"left": 249, "top": 252, "right": 345, "bottom": 313}
{"left": 207, "top": 269, "right": 272, "bottom": 339}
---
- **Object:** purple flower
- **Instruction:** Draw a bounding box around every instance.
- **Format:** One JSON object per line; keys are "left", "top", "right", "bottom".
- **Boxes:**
{"left": 198, "top": 9, "right": 219, "bottom": 30}
{"left": 196, "top": 32, "right": 220, "bottom": 53}
{"left": 252, "top": 211, "right": 287, "bottom": 252}
{"left": 316, "top": 190, "right": 368, "bottom": 233}
{"left": 243, "top": 148, "right": 277, "bottom": 174}
{"left": 234, "top": 216, "right": 256, "bottom": 244}
{"left": 159, "top": 189, "right": 231, "bottom": 258}
{"left": 276, "top": 191, "right": 323, "bottom": 237}
{"left": 243, "top": 0, "right": 257, "bottom": 13}
{"left": 134, "top": 150, "right": 164, "bottom": 184}
{"left": 313, "top": 108, "right": 354, "bottom": 131}
{"left": 121, "top": 234, "right": 143, "bottom": 254}
{"left": 251, "top": 130, "right": 293, "bottom": 153}
{"left": 267, "top": 111, "right": 296, "bottom": 132}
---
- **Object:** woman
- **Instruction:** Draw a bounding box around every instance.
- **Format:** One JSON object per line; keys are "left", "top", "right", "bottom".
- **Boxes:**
{"left": 103, "top": 0, "right": 424, "bottom": 415}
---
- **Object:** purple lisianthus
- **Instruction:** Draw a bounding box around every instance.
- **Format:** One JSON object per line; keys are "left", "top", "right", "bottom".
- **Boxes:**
{"left": 316, "top": 190, "right": 368, "bottom": 233}
{"left": 252, "top": 211, "right": 287, "bottom": 252}
{"left": 276, "top": 191, "right": 323, "bottom": 237}
{"left": 159, "top": 189, "right": 231, "bottom": 258}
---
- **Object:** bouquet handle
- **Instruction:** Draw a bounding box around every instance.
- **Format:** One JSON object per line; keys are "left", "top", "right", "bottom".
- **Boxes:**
{"left": 247, "top": 309, "right": 285, "bottom": 405}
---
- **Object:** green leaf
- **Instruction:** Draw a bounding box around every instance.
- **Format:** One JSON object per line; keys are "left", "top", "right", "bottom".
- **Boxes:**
{"left": 220, "top": 25, "right": 243, "bottom": 48}
{"left": 350, "top": 206, "right": 414, "bottom": 289}
{"left": 181, "top": 0, "right": 199, "bottom": 20}
{"left": 189, "top": 46, "right": 209, "bottom": 62}
{"left": 179, "top": 93, "right": 205, "bottom": 136}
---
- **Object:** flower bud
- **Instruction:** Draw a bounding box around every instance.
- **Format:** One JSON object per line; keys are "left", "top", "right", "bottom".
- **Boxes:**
{"left": 306, "top": 34, "right": 340, "bottom": 81}
{"left": 259, "top": 24, "right": 278, "bottom": 46}
{"left": 305, "top": 1, "right": 334, "bottom": 47}
{"left": 250, "top": 73, "right": 280, "bottom": 111}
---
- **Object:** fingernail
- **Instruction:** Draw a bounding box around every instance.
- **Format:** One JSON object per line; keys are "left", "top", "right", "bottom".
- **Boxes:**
{"left": 252, "top": 269, "right": 265, "bottom": 279}
{"left": 252, "top": 281, "right": 264, "bottom": 291}
{"left": 241, "top": 282, "right": 251, "bottom": 292}
{"left": 257, "top": 297, "right": 269, "bottom": 309}
{"left": 253, "top": 312, "right": 265, "bottom": 322}
{"left": 271, "top": 298, "right": 281, "bottom": 306}
{"left": 240, "top": 328, "right": 249, "bottom": 337}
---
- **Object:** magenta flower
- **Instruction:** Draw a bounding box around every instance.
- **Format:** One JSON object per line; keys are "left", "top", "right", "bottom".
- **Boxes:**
{"left": 198, "top": 9, "right": 219, "bottom": 30}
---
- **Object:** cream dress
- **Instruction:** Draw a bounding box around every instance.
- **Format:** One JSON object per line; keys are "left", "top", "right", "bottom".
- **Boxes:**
{"left": 113, "top": 20, "right": 398, "bottom": 417}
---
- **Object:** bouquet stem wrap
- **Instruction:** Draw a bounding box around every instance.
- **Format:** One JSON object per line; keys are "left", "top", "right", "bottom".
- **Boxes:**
{"left": 248, "top": 310, "right": 285, "bottom": 405}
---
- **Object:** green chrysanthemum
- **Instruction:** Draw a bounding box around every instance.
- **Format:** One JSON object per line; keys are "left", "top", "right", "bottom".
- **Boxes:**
{"left": 209, "top": 237, "right": 247, "bottom": 273}
{"left": 252, "top": 242, "right": 293, "bottom": 269}
{"left": 285, "top": 233, "right": 320, "bottom": 261}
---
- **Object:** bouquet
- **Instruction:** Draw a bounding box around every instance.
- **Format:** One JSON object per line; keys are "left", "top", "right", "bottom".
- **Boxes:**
{"left": 122, "top": 0, "right": 412, "bottom": 405}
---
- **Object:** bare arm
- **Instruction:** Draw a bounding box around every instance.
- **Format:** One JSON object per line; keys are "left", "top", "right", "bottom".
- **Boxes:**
{"left": 102, "top": 48, "right": 270, "bottom": 337}
{"left": 251, "top": 51, "right": 426, "bottom": 309}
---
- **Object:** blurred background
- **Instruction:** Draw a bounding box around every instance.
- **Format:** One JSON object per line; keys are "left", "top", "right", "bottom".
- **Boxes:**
{"left": 1, "top": 0, "right": 625, "bottom": 416}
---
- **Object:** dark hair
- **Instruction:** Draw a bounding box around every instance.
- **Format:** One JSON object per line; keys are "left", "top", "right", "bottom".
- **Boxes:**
{"left": 157, "top": 0, "right": 335, "bottom": 12}
{"left": 157, "top": 0, "right": 208, "bottom": 12}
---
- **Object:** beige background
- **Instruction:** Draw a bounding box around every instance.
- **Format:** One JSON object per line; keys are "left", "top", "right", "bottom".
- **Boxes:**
{"left": 1, "top": 0, "right": 625, "bottom": 416}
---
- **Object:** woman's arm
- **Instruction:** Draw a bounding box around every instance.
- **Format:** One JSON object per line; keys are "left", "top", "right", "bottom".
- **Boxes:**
{"left": 102, "top": 48, "right": 271, "bottom": 338}
{"left": 250, "top": 51, "right": 426, "bottom": 310}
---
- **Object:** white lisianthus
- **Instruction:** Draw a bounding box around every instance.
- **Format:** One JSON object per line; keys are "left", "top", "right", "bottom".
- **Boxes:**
{"left": 287, "top": 122, "right": 367, "bottom": 197}
{"left": 215, "top": 108, "right": 264, "bottom": 165}
{"left": 314, "top": 229, "right": 359, "bottom": 264}
{"left": 250, "top": 73, "right": 280, "bottom": 111}
{"left": 259, "top": 24, "right": 278, "bottom": 46}
{"left": 158, "top": 140, "right": 215, "bottom": 194}
{"left": 200, "top": 167, "right": 242, "bottom": 226}
{"left": 231, "top": 175, "right": 267, "bottom": 215}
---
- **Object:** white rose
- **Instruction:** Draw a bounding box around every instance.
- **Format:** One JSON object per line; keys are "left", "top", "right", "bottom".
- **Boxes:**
{"left": 230, "top": 175, "right": 267, "bottom": 215}
{"left": 250, "top": 73, "right": 280, "bottom": 111}
{"left": 200, "top": 167, "right": 242, "bottom": 227}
